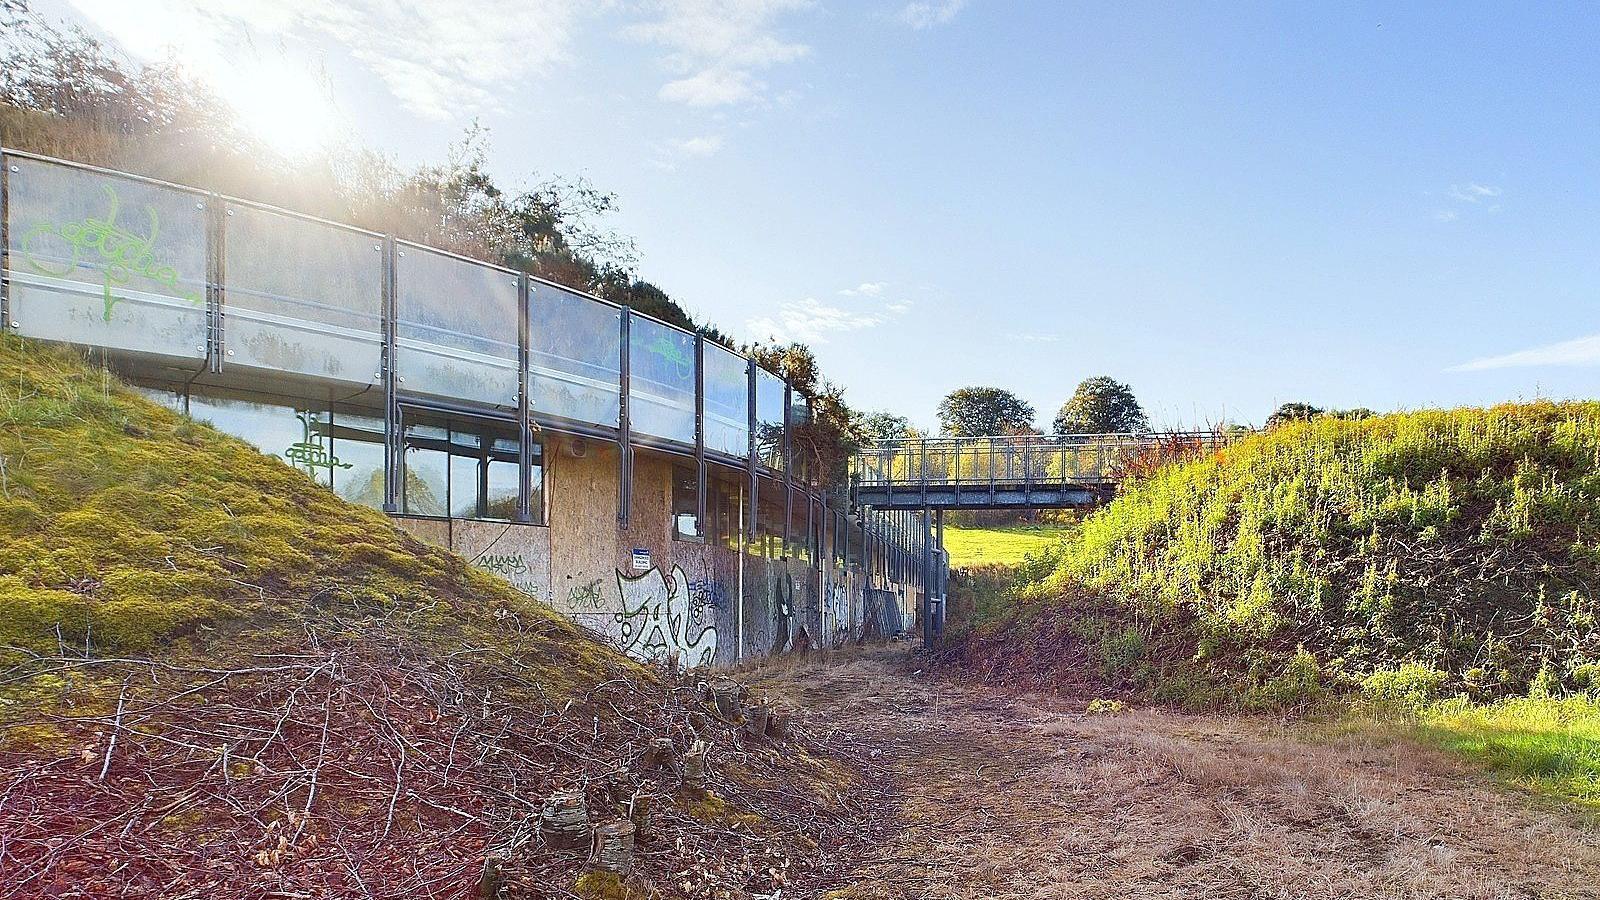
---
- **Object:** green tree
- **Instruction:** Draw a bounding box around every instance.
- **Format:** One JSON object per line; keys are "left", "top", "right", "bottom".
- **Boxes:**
{"left": 1266, "top": 402, "right": 1324, "bottom": 429}
{"left": 1051, "top": 377, "right": 1148, "bottom": 434}
{"left": 936, "top": 387, "right": 1036, "bottom": 437}
{"left": 859, "top": 411, "right": 917, "bottom": 446}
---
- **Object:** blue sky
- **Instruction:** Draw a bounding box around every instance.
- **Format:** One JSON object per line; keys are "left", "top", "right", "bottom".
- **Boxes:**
{"left": 39, "top": 0, "right": 1600, "bottom": 430}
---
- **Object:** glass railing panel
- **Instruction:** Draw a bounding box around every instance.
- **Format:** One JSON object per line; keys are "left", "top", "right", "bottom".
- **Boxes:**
{"left": 703, "top": 341, "right": 749, "bottom": 458}
{"left": 223, "top": 202, "right": 382, "bottom": 385}
{"left": 528, "top": 280, "right": 621, "bottom": 429}
{"left": 628, "top": 315, "right": 696, "bottom": 445}
{"left": 755, "top": 368, "right": 785, "bottom": 471}
{"left": 395, "top": 243, "right": 519, "bottom": 407}
{"left": 3, "top": 155, "right": 207, "bottom": 359}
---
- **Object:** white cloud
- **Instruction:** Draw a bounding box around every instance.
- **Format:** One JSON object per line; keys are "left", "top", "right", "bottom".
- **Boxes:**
{"left": 676, "top": 134, "right": 727, "bottom": 156}
{"left": 747, "top": 281, "right": 913, "bottom": 343}
{"left": 1449, "top": 182, "right": 1502, "bottom": 204}
{"left": 64, "top": 0, "right": 587, "bottom": 121}
{"left": 626, "top": 0, "right": 813, "bottom": 107}
{"left": 1006, "top": 332, "right": 1059, "bottom": 343}
{"left": 1450, "top": 334, "right": 1600, "bottom": 371}
{"left": 898, "top": 0, "right": 968, "bottom": 29}
{"left": 839, "top": 281, "right": 887, "bottom": 297}
{"left": 1434, "top": 209, "right": 1459, "bottom": 222}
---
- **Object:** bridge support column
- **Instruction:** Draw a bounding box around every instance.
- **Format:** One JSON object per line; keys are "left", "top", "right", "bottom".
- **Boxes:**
{"left": 921, "top": 505, "right": 935, "bottom": 648}
{"left": 934, "top": 509, "right": 946, "bottom": 639}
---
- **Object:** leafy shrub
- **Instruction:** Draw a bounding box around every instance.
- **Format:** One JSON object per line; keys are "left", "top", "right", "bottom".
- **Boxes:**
{"left": 1362, "top": 664, "right": 1450, "bottom": 706}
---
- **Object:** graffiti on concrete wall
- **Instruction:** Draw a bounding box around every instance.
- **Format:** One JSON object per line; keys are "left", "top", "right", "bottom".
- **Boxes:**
{"left": 566, "top": 577, "right": 605, "bottom": 610}
{"left": 614, "top": 565, "right": 718, "bottom": 668}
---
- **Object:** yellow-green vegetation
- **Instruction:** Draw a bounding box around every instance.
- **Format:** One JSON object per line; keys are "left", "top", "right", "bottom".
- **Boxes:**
{"left": 0, "top": 337, "right": 616, "bottom": 692}
{"left": 957, "top": 404, "right": 1600, "bottom": 806}
{"left": 1008, "top": 404, "right": 1600, "bottom": 701}
{"left": 572, "top": 870, "right": 647, "bottom": 899}
{"left": 941, "top": 522, "right": 1071, "bottom": 567}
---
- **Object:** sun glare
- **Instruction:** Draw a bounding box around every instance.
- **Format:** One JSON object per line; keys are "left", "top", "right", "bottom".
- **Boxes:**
{"left": 219, "top": 61, "right": 340, "bottom": 159}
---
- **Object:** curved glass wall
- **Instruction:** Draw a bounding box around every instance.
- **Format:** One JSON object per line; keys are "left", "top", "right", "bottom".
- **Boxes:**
{"left": 755, "top": 368, "right": 786, "bottom": 471}
{"left": 395, "top": 244, "right": 520, "bottom": 407}
{"left": 528, "top": 281, "right": 621, "bottom": 429}
{"left": 223, "top": 203, "right": 383, "bottom": 385}
{"left": 4, "top": 157, "right": 207, "bottom": 360}
{"left": 628, "top": 315, "right": 696, "bottom": 445}
{"left": 703, "top": 341, "right": 749, "bottom": 458}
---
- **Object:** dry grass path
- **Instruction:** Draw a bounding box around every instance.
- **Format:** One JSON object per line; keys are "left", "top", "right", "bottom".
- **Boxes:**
{"left": 749, "top": 649, "right": 1600, "bottom": 900}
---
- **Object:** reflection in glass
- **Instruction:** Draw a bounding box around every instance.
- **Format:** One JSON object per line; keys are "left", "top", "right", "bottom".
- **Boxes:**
{"left": 402, "top": 424, "right": 449, "bottom": 517}
{"left": 755, "top": 369, "right": 786, "bottom": 471}
{"left": 188, "top": 393, "right": 332, "bottom": 488}
{"left": 332, "top": 411, "right": 386, "bottom": 510}
{"left": 703, "top": 342, "right": 749, "bottom": 458}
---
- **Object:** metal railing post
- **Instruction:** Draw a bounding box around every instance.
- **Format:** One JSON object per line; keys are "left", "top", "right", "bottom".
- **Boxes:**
{"left": 381, "top": 236, "right": 400, "bottom": 514}
{"left": 516, "top": 274, "right": 533, "bottom": 523}
{"left": 618, "top": 308, "right": 632, "bottom": 526}
{"left": 694, "top": 335, "right": 706, "bottom": 533}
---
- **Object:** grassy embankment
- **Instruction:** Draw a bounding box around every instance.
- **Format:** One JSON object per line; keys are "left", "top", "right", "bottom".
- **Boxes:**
{"left": 940, "top": 522, "right": 1072, "bottom": 567}
{"left": 0, "top": 337, "right": 868, "bottom": 896}
{"left": 945, "top": 406, "right": 1600, "bottom": 808}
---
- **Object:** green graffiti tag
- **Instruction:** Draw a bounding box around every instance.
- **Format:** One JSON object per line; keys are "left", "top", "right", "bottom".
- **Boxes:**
{"left": 645, "top": 334, "right": 692, "bottom": 378}
{"left": 19, "top": 184, "right": 203, "bottom": 322}
{"left": 282, "top": 411, "right": 350, "bottom": 476}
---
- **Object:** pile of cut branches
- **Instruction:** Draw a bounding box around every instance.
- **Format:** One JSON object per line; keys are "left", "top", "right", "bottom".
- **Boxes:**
{"left": 0, "top": 618, "right": 891, "bottom": 899}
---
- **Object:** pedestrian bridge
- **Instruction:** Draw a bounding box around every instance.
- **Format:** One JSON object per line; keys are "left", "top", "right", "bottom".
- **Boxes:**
{"left": 850, "top": 432, "right": 1238, "bottom": 510}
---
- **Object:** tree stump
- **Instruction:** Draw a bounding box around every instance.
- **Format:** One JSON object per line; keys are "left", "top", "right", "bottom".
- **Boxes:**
{"left": 590, "top": 821, "right": 637, "bottom": 874}
{"left": 743, "top": 704, "right": 771, "bottom": 740}
{"left": 539, "top": 788, "right": 591, "bottom": 850}
{"left": 642, "top": 736, "right": 677, "bottom": 771}
{"left": 681, "top": 740, "right": 709, "bottom": 794}
{"left": 766, "top": 709, "right": 792, "bottom": 740}
{"left": 710, "top": 679, "right": 741, "bottom": 720}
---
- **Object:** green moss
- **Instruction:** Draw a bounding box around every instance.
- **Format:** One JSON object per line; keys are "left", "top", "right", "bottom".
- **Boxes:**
{"left": 572, "top": 871, "right": 644, "bottom": 899}
{"left": 0, "top": 336, "right": 625, "bottom": 697}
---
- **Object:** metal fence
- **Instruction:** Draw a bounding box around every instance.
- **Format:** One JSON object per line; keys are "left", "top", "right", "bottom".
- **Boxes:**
{"left": 851, "top": 431, "right": 1244, "bottom": 491}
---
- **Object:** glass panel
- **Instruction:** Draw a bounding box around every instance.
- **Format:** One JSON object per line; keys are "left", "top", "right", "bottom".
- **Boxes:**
{"left": 4, "top": 157, "right": 206, "bottom": 359}
{"left": 703, "top": 342, "right": 749, "bottom": 458}
{"left": 402, "top": 424, "right": 449, "bottom": 516}
{"left": 487, "top": 459, "right": 520, "bottom": 520}
{"left": 755, "top": 369, "right": 785, "bottom": 471}
{"left": 528, "top": 282, "right": 621, "bottom": 428}
{"left": 187, "top": 394, "right": 331, "bottom": 487}
{"left": 449, "top": 430, "right": 481, "bottom": 519}
{"left": 673, "top": 466, "right": 702, "bottom": 540}
{"left": 395, "top": 245, "right": 519, "bottom": 406}
{"left": 224, "top": 203, "right": 382, "bottom": 385}
{"left": 331, "top": 411, "right": 386, "bottom": 510}
{"left": 628, "top": 316, "right": 696, "bottom": 445}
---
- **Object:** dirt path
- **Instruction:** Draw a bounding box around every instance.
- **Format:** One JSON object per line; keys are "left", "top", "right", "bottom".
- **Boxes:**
{"left": 749, "top": 648, "right": 1600, "bottom": 900}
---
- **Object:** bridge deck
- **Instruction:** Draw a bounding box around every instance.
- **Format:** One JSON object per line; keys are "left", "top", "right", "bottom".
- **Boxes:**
{"left": 850, "top": 432, "right": 1237, "bottom": 510}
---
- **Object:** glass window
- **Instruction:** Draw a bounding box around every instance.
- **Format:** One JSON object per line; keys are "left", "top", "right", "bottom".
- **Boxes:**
{"left": 401, "top": 417, "right": 536, "bottom": 522}
{"left": 188, "top": 393, "right": 332, "bottom": 488}
{"left": 450, "top": 430, "right": 482, "bottom": 519}
{"left": 402, "top": 424, "right": 450, "bottom": 517}
{"left": 331, "top": 410, "right": 386, "bottom": 510}
{"left": 755, "top": 369, "right": 786, "bottom": 471}
{"left": 673, "top": 466, "right": 702, "bottom": 541}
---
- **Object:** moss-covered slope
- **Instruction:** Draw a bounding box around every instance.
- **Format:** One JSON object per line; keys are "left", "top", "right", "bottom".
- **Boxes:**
{"left": 956, "top": 405, "right": 1600, "bottom": 703}
{"left": 0, "top": 336, "right": 611, "bottom": 679}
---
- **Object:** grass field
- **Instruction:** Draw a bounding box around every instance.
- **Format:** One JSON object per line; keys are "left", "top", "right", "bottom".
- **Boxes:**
{"left": 941, "top": 522, "right": 1072, "bottom": 567}
{"left": 1412, "top": 697, "right": 1600, "bottom": 808}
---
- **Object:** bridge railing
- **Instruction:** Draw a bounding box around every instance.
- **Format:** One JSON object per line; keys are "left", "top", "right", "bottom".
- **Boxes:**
{"left": 851, "top": 431, "right": 1241, "bottom": 492}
